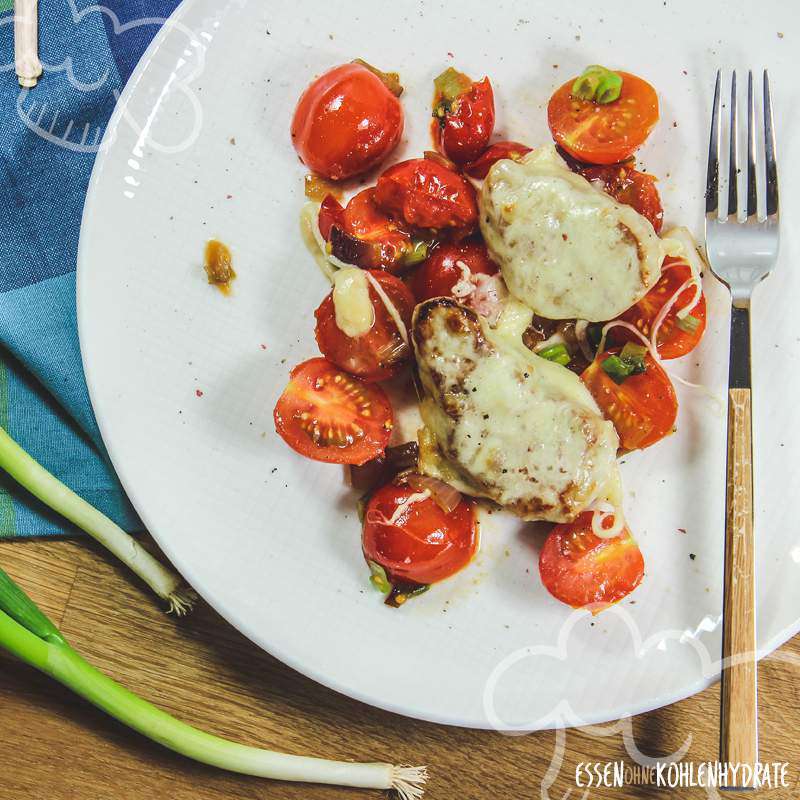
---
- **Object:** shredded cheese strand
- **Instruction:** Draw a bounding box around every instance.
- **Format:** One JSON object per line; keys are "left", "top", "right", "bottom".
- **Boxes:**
{"left": 649, "top": 277, "right": 694, "bottom": 351}
{"left": 364, "top": 270, "right": 409, "bottom": 346}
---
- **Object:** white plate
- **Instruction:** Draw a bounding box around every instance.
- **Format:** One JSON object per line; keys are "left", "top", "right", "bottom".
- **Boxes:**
{"left": 77, "top": 0, "right": 800, "bottom": 729}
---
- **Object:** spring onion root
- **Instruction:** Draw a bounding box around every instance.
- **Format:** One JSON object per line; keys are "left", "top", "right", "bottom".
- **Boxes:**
{"left": 0, "top": 567, "right": 427, "bottom": 797}
{"left": 0, "top": 425, "right": 196, "bottom": 615}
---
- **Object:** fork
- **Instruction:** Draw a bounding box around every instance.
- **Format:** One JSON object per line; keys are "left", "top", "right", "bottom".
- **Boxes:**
{"left": 705, "top": 69, "right": 779, "bottom": 785}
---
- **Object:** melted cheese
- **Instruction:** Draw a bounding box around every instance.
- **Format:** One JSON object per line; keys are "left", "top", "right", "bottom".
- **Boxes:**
{"left": 332, "top": 268, "right": 374, "bottom": 337}
{"left": 413, "top": 300, "right": 619, "bottom": 523}
{"left": 479, "top": 146, "right": 668, "bottom": 322}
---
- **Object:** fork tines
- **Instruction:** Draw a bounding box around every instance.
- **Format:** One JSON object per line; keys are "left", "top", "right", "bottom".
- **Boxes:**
{"left": 706, "top": 70, "right": 779, "bottom": 222}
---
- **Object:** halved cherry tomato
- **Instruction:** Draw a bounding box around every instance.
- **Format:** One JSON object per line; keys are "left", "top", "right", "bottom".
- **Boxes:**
{"left": 463, "top": 141, "right": 533, "bottom": 179}
{"left": 412, "top": 239, "right": 498, "bottom": 302}
{"left": 274, "top": 358, "right": 392, "bottom": 465}
{"left": 539, "top": 511, "right": 645, "bottom": 611}
{"left": 579, "top": 163, "right": 664, "bottom": 232}
{"left": 291, "top": 62, "right": 404, "bottom": 180}
{"left": 374, "top": 158, "right": 478, "bottom": 232}
{"left": 314, "top": 270, "right": 415, "bottom": 381}
{"left": 363, "top": 481, "right": 478, "bottom": 585}
{"left": 547, "top": 71, "right": 659, "bottom": 165}
{"left": 614, "top": 259, "right": 707, "bottom": 359}
{"left": 581, "top": 350, "right": 678, "bottom": 451}
{"left": 432, "top": 71, "right": 495, "bottom": 164}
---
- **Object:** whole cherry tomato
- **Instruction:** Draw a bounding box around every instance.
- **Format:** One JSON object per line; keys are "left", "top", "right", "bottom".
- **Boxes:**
{"left": 374, "top": 158, "right": 478, "bottom": 231}
{"left": 412, "top": 239, "right": 498, "bottom": 302}
{"left": 432, "top": 68, "right": 495, "bottom": 164}
{"left": 291, "top": 61, "right": 404, "bottom": 180}
{"left": 363, "top": 480, "right": 478, "bottom": 586}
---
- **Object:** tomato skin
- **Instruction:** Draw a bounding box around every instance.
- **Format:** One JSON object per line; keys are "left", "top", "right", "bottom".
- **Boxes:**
{"left": 363, "top": 482, "right": 478, "bottom": 585}
{"left": 581, "top": 350, "right": 678, "bottom": 451}
{"left": 579, "top": 163, "right": 663, "bottom": 232}
{"left": 314, "top": 270, "right": 416, "bottom": 381}
{"left": 539, "top": 512, "right": 645, "bottom": 611}
{"left": 374, "top": 158, "right": 478, "bottom": 231}
{"left": 547, "top": 72, "right": 659, "bottom": 165}
{"left": 411, "top": 239, "right": 498, "bottom": 303}
{"left": 273, "top": 358, "right": 392, "bottom": 465}
{"left": 291, "top": 63, "right": 404, "bottom": 180}
{"left": 318, "top": 194, "right": 345, "bottom": 239}
{"left": 463, "top": 141, "right": 533, "bottom": 179}
{"left": 614, "top": 260, "right": 707, "bottom": 359}
{"left": 437, "top": 77, "right": 495, "bottom": 164}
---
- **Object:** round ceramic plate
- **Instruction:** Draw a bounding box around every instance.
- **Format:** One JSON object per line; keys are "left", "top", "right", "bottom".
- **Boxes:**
{"left": 78, "top": 0, "right": 800, "bottom": 729}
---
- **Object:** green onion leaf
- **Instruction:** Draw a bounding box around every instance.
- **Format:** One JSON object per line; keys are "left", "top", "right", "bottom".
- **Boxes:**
{"left": 620, "top": 342, "right": 647, "bottom": 370}
{"left": 537, "top": 342, "right": 571, "bottom": 366}
{"left": 677, "top": 314, "right": 701, "bottom": 334}
{"left": 403, "top": 240, "right": 429, "bottom": 267}
{"left": 367, "top": 560, "right": 391, "bottom": 594}
{"left": 433, "top": 67, "right": 472, "bottom": 118}
{"left": 601, "top": 344, "right": 648, "bottom": 384}
{"left": 0, "top": 567, "right": 65, "bottom": 645}
{"left": 572, "top": 65, "right": 623, "bottom": 104}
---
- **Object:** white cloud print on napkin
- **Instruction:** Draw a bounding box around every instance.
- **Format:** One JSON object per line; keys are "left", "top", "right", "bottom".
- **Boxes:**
{"left": 0, "top": 0, "right": 207, "bottom": 154}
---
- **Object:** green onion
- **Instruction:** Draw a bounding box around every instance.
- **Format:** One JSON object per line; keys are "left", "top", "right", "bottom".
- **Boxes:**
{"left": 367, "top": 560, "right": 392, "bottom": 594}
{"left": 601, "top": 343, "right": 647, "bottom": 384}
{"left": 352, "top": 59, "right": 403, "bottom": 97}
{"left": 572, "top": 65, "right": 623, "bottom": 104}
{"left": 0, "top": 567, "right": 427, "bottom": 798}
{"left": 677, "top": 314, "right": 700, "bottom": 334}
{"left": 0, "top": 425, "right": 196, "bottom": 615}
{"left": 432, "top": 67, "right": 472, "bottom": 117}
{"left": 403, "top": 240, "right": 429, "bottom": 268}
{"left": 537, "top": 342, "right": 571, "bottom": 366}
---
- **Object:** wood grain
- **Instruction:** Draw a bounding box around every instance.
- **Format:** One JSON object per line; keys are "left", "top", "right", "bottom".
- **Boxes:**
{"left": 720, "top": 387, "right": 757, "bottom": 783}
{"left": 1, "top": 535, "right": 798, "bottom": 800}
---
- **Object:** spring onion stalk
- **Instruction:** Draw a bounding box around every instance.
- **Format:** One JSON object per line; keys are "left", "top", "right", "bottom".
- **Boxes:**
{"left": 0, "top": 567, "right": 428, "bottom": 798}
{"left": 0, "top": 425, "right": 196, "bottom": 615}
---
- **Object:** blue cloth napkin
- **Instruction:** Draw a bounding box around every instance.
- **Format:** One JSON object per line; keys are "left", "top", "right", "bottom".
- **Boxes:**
{"left": 0, "top": 0, "right": 180, "bottom": 536}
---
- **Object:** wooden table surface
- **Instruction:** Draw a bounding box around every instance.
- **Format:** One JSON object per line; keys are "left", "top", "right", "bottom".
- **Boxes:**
{"left": 1, "top": 535, "right": 798, "bottom": 800}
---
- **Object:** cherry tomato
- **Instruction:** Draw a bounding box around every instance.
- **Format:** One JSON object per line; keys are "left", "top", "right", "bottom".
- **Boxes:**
{"left": 318, "top": 194, "right": 345, "bottom": 239}
{"left": 274, "top": 358, "right": 392, "bottom": 465}
{"left": 539, "top": 511, "right": 645, "bottom": 611}
{"left": 321, "top": 189, "right": 416, "bottom": 272}
{"left": 374, "top": 158, "right": 478, "bottom": 232}
{"left": 581, "top": 350, "right": 678, "bottom": 451}
{"left": 613, "top": 260, "right": 707, "bottom": 359}
{"left": 363, "top": 481, "right": 478, "bottom": 585}
{"left": 314, "top": 270, "right": 416, "bottom": 381}
{"left": 433, "top": 73, "right": 495, "bottom": 164}
{"left": 291, "top": 62, "right": 404, "bottom": 180}
{"left": 579, "top": 163, "right": 664, "bottom": 232}
{"left": 464, "top": 141, "right": 533, "bottom": 179}
{"left": 547, "top": 71, "right": 659, "bottom": 165}
{"left": 411, "top": 239, "right": 498, "bottom": 303}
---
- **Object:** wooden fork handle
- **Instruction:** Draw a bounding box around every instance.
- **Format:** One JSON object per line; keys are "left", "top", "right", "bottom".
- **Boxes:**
{"left": 720, "top": 386, "right": 758, "bottom": 780}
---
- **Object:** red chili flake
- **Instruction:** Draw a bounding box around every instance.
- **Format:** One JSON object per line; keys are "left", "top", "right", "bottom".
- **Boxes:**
{"left": 195, "top": 389, "right": 204, "bottom": 397}
{"left": 259, "top": 344, "right": 267, "bottom": 350}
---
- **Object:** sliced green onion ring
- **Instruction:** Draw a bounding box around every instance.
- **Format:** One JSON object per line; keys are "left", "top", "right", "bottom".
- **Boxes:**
{"left": 537, "top": 342, "right": 571, "bottom": 366}
{"left": 571, "top": 65, "right": 623, "bottom": 104}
